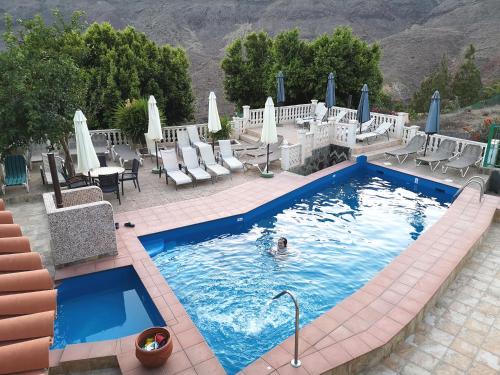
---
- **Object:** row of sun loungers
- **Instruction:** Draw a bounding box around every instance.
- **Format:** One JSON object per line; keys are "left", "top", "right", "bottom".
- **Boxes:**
{"left": 385, "top": 134, "right": 483, "bottom": 177}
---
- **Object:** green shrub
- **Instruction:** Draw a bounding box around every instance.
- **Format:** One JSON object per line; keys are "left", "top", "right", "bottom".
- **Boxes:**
{"left": 114, "top": 98, "right": 165, "bottom": 144}
{"left": 212, "top": 116, "right": 232, "bottom": 140}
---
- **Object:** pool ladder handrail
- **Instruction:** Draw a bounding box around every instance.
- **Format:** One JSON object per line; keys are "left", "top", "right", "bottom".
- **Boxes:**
{"left": 454, "top": 176, "right": 486, "bottom": 202}
{"left": 272, "top": 290, "right": 301, "bottom": 368}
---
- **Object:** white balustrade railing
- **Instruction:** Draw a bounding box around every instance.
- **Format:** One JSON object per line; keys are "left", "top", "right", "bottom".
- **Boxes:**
{"left": 89, "top": 129, "right": 128, "bottom": 145}
{"left": 409, "top": 128, "right": 487, "bottom": 156}
{"left": 89, "top": 124, "right": 209, "bottom": 146}
{"left": 280, "top": 143, "right": 302, "bottom": 171}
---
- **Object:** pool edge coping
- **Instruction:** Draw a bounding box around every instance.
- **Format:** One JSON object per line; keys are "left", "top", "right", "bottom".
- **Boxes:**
{"left": 48, "top": 160, "right": 499, "bottom": 375}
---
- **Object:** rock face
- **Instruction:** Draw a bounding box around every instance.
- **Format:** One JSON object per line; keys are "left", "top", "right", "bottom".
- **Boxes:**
{"left": 1, "top": 0, "right": 498, "bottom": 119}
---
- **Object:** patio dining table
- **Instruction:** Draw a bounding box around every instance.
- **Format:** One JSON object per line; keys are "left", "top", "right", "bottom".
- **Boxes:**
{"left": 89, "top": 166, "right": 125, "bottom": 178}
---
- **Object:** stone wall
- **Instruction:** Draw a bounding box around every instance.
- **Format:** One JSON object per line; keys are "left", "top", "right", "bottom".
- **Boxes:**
{"left": 290, "top": 144, "right": 350, "bottom": 176}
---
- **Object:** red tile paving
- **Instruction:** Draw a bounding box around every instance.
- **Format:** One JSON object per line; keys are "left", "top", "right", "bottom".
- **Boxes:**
{"left": 48, "top": 161, "right": 500, "bottom": 374}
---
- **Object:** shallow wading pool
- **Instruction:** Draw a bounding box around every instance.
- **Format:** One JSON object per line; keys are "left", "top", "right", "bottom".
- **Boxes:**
{"left": 52, "top": 266, "right": 165, "bottom": 349}
{"left": 140, "top": 163, "right": 456, "bottom": 374}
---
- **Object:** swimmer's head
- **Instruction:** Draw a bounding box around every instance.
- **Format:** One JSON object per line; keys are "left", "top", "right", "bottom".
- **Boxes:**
{"left": 277, "top": 237, "right": 287, "bottom": 249}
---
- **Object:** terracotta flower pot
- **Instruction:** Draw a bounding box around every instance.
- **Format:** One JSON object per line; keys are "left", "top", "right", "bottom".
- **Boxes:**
{"left": 135, "top": 327, "right": 173, "bottom": 368}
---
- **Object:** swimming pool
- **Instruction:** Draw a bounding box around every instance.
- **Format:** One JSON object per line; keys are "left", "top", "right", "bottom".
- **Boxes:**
{"left": 140, "top": 163, "right": 456, "bottom": 374}
{"left": 52, "top": 266, "right": 165, "bottom": 349}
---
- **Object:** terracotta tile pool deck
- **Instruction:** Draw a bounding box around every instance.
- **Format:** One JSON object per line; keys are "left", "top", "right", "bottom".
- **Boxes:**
{"left": 49, "top": 160, "right": 500, "bottom": 375}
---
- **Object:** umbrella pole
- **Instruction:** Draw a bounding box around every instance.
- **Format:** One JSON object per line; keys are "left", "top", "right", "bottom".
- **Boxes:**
{"left": 212, "top": 134, "right": 215, "bottom": 152}
{"left": 424, "top": 135, "right": 430, "bottom": 157}
{"left": 155, "top": 140, "right": 160, "bottom": 176}
{"left": 266, "top": 144, "right": 270, "bottom": 173}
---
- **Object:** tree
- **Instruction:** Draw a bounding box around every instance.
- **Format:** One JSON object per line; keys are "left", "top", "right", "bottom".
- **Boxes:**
{"left": 82, "top": 23, "right": 194, "bottom": 128}
{"left": 411, "top": 55, "right": 452, "bottom": 113}
{"left": 221, "top": 27, "right": 383, "bottom": 110}
{"left": 221, "top": 31, "right": 273, "bottom": 109}
{"left": 0, "top": 12, "right": 87, "bottom": 175}
{"left": 269, "top": 29, "right": 314, "bottom": 105}
{"left": 451, "top": 44, "right": 482, "bottom": 107}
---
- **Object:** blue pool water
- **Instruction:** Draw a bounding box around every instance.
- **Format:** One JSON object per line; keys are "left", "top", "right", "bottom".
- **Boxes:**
{"left": 141, "top": 164, "right": 455, "bottom": 374}
{"left": 52, "top": 266, "right": 164, "bottom": 349}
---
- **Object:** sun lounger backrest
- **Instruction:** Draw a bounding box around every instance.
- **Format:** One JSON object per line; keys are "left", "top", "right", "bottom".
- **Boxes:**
{"left": 460, "top": 144, "right": 482, "bottom": 160}
{"left": 160, "top": 149, "right": 178, "bottom": 172}
{"left": 219, "top": 140, "right": 233, "bottom": 158}
{"left": 198, "top": 144, "right": 216, "bottom": 166}
{"left": 438, "top": 139, "right": 457, "bottom": 154}
{"left": 408, "top": 134, "right": 426, "bottom": 150}
{"left": 177, "top": 131, "right": 190, "bottom": 148}
{"left": 315, "top": 103, "right": 328, "bottom": 122}
{"left": 374, "top": 122, "right": 392, "bottom": 135}
{"left": 334, "top": 110, "right": 347, "bottom": 123}
{"left": 182, "top": 147, "right": 199, "bottom": 169}
{"left": 5, "top": 155, "right": 27, "bottom": 180}
{"left": 361, "top": 118, "right": 375, "bottom": 132}
{"left": 186, "top": 126, "right": 201, "bottom": 144}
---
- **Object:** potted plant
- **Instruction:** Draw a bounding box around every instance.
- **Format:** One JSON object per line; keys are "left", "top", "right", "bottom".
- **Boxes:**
{"left": 135, "top": 327, "right": 173, "bottom": 368}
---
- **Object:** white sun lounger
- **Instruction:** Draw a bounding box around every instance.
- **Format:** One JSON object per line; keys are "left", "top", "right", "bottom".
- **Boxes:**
{"left": 356, "top": 122, "right": 392, "bottom": 144}
{"left": 159, "top": 149, "right": 192, "bottom": 189}
{"left": 176, "top": 130, "right": 191, "bottom": 156}
{"left": 360, "top": 118, "right": 375, "bottom": 133}
{"left": 186, "top": 125, "right": 209, "bottom": 150}
{"left": 182, "top": 147, "right": 212, "bottom": 185}
{"left": 332, "top": 110, "right": 347, "bottom": 123}
{"left": 296, "top": 102, "right": 328, "bottom": 126}
{"left": 219, "top": 140, "right": 244, "bottom": 172}
{"left": 198, "top": 144, "right": 231, "bottom": 180}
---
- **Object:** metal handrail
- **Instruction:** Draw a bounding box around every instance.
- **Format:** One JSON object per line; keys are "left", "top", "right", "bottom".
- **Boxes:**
{"left": 454, "top": 176, "right": 486, "bottom": 202}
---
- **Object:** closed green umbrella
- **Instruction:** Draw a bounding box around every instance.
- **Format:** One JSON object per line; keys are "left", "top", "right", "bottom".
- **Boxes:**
{"left": 276, "top": 71, "right": 285, "bottom": 125}
{"left": 325, "top": 72, "right": 336, "bottom": 109}
{"left": 357, "top": 84, "right": 370, "bottom": 134}
{"left": 423, "top": 91, "right": 441, "bottom": 156}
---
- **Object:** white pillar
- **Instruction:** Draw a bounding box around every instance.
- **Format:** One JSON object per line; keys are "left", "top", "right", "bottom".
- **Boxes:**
{"left": 347, "top": 120, "right": 358, "bottom": 148}
{"left": 297, "top": 129, "right": 307, "bottom": 164}
{"left": 281, "top": 140, "right": 291, "bottom": 171}
{"left": 242, "top": 105, "right": 250, "bottom": 130}
{"left": 310, "top": 99, "right": 318, "bottom": 116}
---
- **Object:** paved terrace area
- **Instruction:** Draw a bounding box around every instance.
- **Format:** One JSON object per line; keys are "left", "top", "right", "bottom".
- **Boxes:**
{"left": 3, "top": 148, "right": 499, "bottom": 374}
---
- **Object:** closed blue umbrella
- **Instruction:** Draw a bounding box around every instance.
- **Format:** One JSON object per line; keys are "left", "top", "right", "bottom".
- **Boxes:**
{"left": 423, "top": 90, "right": 441, "bottom": 156}
{"left": 325, "top": 72, "right": 336, "bottom": 109}
{"left": 357, "top": 84, "right": 370, "bottom": 133}
{"left": 276, "top": 71, "right": 285, "bottom": 125}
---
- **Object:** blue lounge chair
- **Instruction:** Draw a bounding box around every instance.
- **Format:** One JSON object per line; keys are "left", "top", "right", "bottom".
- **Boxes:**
{"left": 1, "top": 155, "right": 29, "bottom": 194}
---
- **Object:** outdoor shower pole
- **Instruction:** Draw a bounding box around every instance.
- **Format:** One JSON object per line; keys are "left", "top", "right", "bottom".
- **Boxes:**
{"left": 48, "top": 153, "right": 63, "bottom": 208}
{"left": 272, "top": 290, "right": 301, "bottom": 368}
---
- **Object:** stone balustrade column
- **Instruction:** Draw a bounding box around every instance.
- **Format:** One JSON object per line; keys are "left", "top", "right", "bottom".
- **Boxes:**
{"left": 310, "top": 99, "right": 318, "bottom": 116}
{"left": 347, "top": 120, "right": 358, "bottom": 148}
{"left": 297, "top": 128, "right": 308, "bottom": 164}
{"left": 280, "top": 140, "right": 291, "bottom": 171}
{"left": 242, "top": 105, "right": 250, "bottom": 130}
{"left": 395, "top": 112, "right": 409, "bottom": 139}
{"left": 407, "top": 125, "right": 420, "bottom": 143}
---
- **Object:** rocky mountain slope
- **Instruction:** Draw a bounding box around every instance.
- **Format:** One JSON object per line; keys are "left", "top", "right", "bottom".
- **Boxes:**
{"left": 1, "top": 0, "right": 498, "bottom": 120}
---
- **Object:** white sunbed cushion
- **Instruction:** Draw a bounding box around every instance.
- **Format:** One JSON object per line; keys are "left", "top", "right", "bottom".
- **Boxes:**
{"left": 223, "top": 156, "right": 243, "bottom": 170}
{"left": 207, "top": 163, "right": 230, "bottom": 176}
{"left": 193, "top": 141, "right": 207, "bottom": 149}
{"left": 188, "top": 167, "right": 211, "bottom": 181}
{"left": 356, "top": 132, "right": 376, "bottom": 141}
{"left": 167, "top": 170, "right": 192, "bottom": 185}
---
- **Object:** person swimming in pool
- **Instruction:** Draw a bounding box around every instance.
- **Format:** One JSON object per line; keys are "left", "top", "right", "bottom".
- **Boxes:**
{"left": 270, "top": 237, "right": 287, "bottom": 255}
